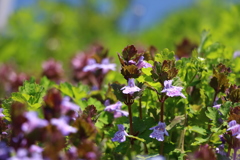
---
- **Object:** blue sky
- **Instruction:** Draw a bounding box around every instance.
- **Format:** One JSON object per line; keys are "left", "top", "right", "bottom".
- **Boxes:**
{"left": 11, "top": 0, "right": 240, "bottom": 33}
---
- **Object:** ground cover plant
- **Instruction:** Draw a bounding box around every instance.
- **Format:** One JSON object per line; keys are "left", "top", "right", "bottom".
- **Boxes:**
{"left": 1, "top": 31, "right": 240, "bottom": 160}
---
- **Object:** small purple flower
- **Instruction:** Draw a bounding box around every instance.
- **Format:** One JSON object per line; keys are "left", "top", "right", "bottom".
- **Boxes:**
{"left": 137, "top": 56, "right": 152, "bottom": 69}
{"left": 229, "top": 120, "right": 237, "bottom": 127}
{"left": 233, "top": 50, "right": 240, "bottom": 58}
{"left": 213, "top": 104, "right": 221, "bottom": 109}
{"left": 149, "top": 122, "right": 169, "bottom": 141}
{"left": 227, "top": 120, "right": 240, "bottom": 138}
{"left": 113, "top": 110, "right": 129, "bottom": 118}
{"left": 128, "top": 60, "right": 136, "bottom": 65}
{"left": 121, "top": 78, "right": 141, "bottom": 95}
{"left": 219, "top": 134, "right": 225, "bottom": 144}
{"left": 83, "top": 58, "right": 116, "bottom": 74}
{"left": 104, "top": 101, "right": 122, "bottom": 111}
{"left": 83, "top": 59, "right": 99, "bottom": 72}
{"left": 0, "top": 108, "right": 5, "bottom": 119}
{"left": 22, "top": 112, "right": 48, "bottom": 133}
{"left": 51, "top": 117, "right": 77, "bottom": 136}
{"left": 216, "top": 144, "right": 227, "bottom": 156}
{"left": 29, "top": 145, "right": 43, "bottom": 153}
{"left": 112, "top": 124, "right": 128, "bottom": 143}
{"left": 161, "top": 80, "right": 186, "bottom": 98}
{"left": 104, "top": 101, "right": 129, "bottom": 118}
{"left": 61, "top": 97, "right": 80, "bottom": 119}
{"left": 98, "top": 58, "right": 116, "bottom": 74}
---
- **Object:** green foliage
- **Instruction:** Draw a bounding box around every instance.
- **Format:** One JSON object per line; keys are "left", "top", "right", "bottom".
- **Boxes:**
{"left": 154, "top": 49, "right": 175, "bottom": 63}
{"left": 1, "top": 1, "right": 240, "bottom": 158}
{"left": 12, "top": 77, "right": 50, "bottom": 110}
{"left": 57, "top": 82, "right": 89, "bottom": 103}
{"left": 187, "top": 126, "right": 206, "bottom": 135}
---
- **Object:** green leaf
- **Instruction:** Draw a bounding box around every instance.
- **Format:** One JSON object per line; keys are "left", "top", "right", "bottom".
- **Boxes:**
{"left": 191, "top": 137, "right": 208, "bottom": 146}
{"left": 111, "top": 83, "right": 125, "bottom": 102}
{"left": 132, "top": 117, "right": 147, "bottom": 133}
{"left": 57, "top": 82, "right": 88, "bottom": 102}
{"left": 78, "top": 97, "right": 104, "bottom": 111}
{"left": 205, "top": 107, "right": 219, "bottom": 123}
{"left": 58, "top": 82, "right": 74, "bottom": 97}
{"left": 219, "top": 102, "right": 231, "bottom": 118}
{"left": 187, "top": 126, "right": 206, "bottom": 135}
{"left": 11, "top": 78, "right": 46, "bottom": 110}
{"left": 1, "top": 98, "right": 12, "bottom": 121}
{"left": 95, "top": 112, "right": 114, "bottom": 128}
{"left": 115, "top": 141, "right": 130, "bottom": 154}
{"left": 142, "top": 67, "right": 152, "bottom": 76}
{"left": 189, "top": 80, "right": 201, "bottom": 86}
{"left": 155, "top": 48, "right": 175, "bottom": 63}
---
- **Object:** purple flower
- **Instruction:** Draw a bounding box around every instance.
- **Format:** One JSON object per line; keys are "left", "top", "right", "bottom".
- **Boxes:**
{"left": 104, "top": 100, "right": 123, "bottom": 111}
{"left": 112, "top": 110, "right": 129, "bottom": 118}
{"left": 61, "top": 97, "right": 80, "bottom": 119}
{"left": 128, "top": 60, "right": 136, "bottom": 65}
{"left": 83, "top": 58, "right": 116, "bottom": 73}
{"left": 112, "top": 124, "right": 128, "bottom": 143}
{"left": 219, "top": 134, "right": 225, "bottom": 144}
{"left": 0, "top": 108, "right": 5, "bottom": 119}
{"left": 121, "top": 78, "right": 141, "bottom": 95}
{"left": 161, "top": 80, "right": 186, "bottom": 98}
{"left": 227, "top": 120, "right": 240, "bottom": 138}
{"left": 29, "top": 145, "right": 43, "bottom": 153}
{"left": 137, "top": 56, "right": 152, "bottom": 69}
{"left": 83, "top": 59, "right": 99, "bottom": 72}
{"left": 216, "top": 144, "right": 227, "bottom": 156}
{"left": 68, "top": 146, "right": 78, "bottom": 158}
{"left": 149, "top": 122, "right": 169, "bottom": 141}
{"left": 22, "top": 112, "right": 48, "bottom": 133}
{"left": 104, "top": 101, "right": 129, "bottom": 118}
{"left": 233, "top": 50, "right": 240, "bottom": 58}
{"left": 51, "top": 117, "right": 77, "bottom": 136}
{"left": 229, "top": 120, "right": 237, "bottom": 127}
{"left": 213, "top": 104, "right": 221, "bottom": 109}
{"left": 98, "top": 58, "right": 116, "bottom": 74}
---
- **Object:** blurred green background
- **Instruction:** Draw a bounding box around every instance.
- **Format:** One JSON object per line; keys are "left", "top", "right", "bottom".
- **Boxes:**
{"left": 0, "top": 0, "right": 240, "bottom": 77}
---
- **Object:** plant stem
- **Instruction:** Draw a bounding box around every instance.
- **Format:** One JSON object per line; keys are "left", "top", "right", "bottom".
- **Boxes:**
{"left": 227, "top": 136, "right": 232, "bottom": 157}
{"left": 211, "top": 91, "right": 218, "bottom": 106}
{"left": 139, "top": 96, "right": 142, "bottom": 119}
{"left": 160, "top": 141, "right": 164, "bottom": 155}
{"left": 233, "top": 148, "right": 237, "bottom": 160}
{"left": 127, "top": 103, "right": 134, "bottom": 145}
{"left": 144, "top": 143, "right": 148, "bottom": 154}
{"left": 160, "top": 102, "right": 164, "bottom": 122}
{"left": 158, "top": 95, "right": 165, "bottom": 155}
{"left": 159, "top": 96, "right": 165, "bottom": 122}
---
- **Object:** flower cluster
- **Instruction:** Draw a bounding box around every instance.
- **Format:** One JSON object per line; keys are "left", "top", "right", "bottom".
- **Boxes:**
{"left": 0, "top": 64, "right": 28, "bottom": 95}
{"left": 0, "top": 88, "right": 102, "bottom": 159}
{"left": 21, "top": 111, "right": 48, "bottom": 133}
{"left": 71, "top": 44, "right": 116, "bottom": 89}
